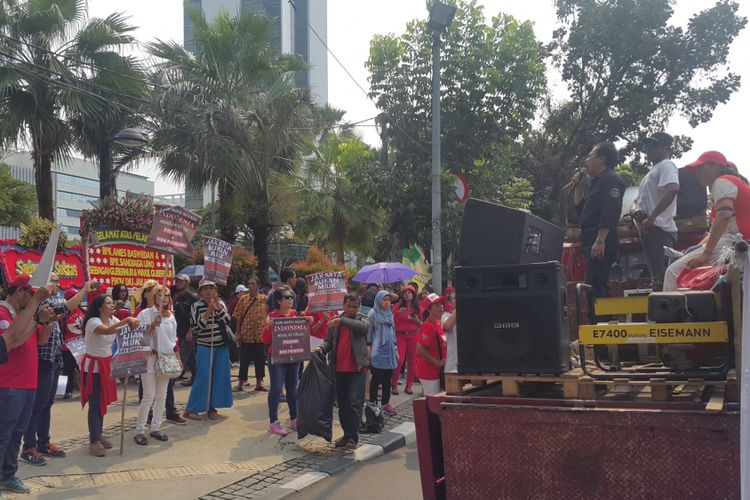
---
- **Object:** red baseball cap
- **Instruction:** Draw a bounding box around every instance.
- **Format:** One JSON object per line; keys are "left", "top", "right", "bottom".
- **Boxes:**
{"left": 420, "top": 293, "right": 445, "bottom": 311}
{"left": 8, "top": 274, "right": 35, "bottom": 292}
{"left": 684, "top": 151, "right": 731, "bottom": 170}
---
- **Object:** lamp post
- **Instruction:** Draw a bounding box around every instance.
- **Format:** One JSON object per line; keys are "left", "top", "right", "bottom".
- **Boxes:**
{"left": 428, "top": 1, "right": 455, "bottom": 294}
{"left": 99, "top": 128, "right": 149, "bottom": 199}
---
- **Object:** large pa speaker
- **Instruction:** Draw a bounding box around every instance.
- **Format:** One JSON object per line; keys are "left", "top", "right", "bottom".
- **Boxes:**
{"left": 456, "top": 262, "right": 570, "bottom": 374}
{"left": 458, "top": 199, "right": 565, "bottom": 267}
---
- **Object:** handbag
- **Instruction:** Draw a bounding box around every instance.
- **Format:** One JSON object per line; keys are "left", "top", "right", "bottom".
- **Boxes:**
{"left": 218, "top": 321, "right": 239, "bottom": 363}
{"left": 156, "top": 352, "right": 183, "bottom": 379}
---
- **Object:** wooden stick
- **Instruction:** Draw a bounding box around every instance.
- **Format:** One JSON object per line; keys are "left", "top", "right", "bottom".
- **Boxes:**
{"left": 120, "top": 376, "right": 128, "bottom": 455}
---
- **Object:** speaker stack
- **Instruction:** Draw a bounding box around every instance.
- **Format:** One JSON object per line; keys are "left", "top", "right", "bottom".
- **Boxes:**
{"left": 455, "top": 199, "right": 570, "bottom": 374}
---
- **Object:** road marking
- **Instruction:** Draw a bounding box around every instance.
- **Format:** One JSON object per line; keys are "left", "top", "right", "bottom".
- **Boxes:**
{"left": 279, "top": 471, "right": 329, "bottom": 490}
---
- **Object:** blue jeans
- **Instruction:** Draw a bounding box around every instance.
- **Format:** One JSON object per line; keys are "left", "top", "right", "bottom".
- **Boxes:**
{"left": 0, "top": 388, "right": 36, "bottom": 480}
{"left": 24, "top": 360, "right": 59, "bottom": 451}
{"left": 267, "top": 362, "right": 300, "bottom": 423}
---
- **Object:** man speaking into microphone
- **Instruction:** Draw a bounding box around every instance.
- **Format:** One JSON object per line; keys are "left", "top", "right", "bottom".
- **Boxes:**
{"left": 572, "top": 142, "right": 625, "bottom": 300}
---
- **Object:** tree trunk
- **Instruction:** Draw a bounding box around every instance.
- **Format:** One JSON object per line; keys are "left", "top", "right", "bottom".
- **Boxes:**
{"left": 253, "top": 223, "right": 271, "bottom": 286}
{"left": 34, "top": 150, "right": 54, "bottom": 221}
{"left": 218, "top": 181, "right": 236, "bottom": 244}
{"left": 335, "top": 238, "right": 345, "bottom": 265}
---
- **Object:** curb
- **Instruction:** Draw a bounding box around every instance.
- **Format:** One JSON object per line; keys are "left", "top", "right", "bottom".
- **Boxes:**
{"left": 254, "top": 421, "right": 416, "bottom": 500}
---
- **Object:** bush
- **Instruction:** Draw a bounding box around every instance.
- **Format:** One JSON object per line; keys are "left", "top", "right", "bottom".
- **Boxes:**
{"left": 18, "top": 217, "right": 68, "bottom": 251}
{"left": 81, "top": 194, "right": 154, "bottom": 235}
{"left": 292, "top": 246, "right": 345, "bottom": 278}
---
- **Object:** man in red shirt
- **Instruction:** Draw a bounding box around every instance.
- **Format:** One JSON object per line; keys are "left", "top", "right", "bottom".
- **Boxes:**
{"left": 318, "top": 294, "right": 370, "bottom": 450}
{"left": 0, "top": 275, "right": 54, "bottom": 494}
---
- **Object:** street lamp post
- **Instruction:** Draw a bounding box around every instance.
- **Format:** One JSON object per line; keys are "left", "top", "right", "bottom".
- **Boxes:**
{"left": 428, "top": 1, "right": 456, "bottom": 295}
{"left": 99, "top": 128, "right": 149, "bottom": 199}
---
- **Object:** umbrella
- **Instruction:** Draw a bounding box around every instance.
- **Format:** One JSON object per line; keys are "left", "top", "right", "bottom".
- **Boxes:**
{"left": 177, "top": 264, "right": 204, "bottom": 281}
{"left": 352, "top": 262, "right": 417, "bottom": 284}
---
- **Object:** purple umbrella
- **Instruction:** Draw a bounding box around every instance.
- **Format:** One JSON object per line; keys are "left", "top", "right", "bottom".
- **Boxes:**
{"left": 352, "top": 262, "right": 417, "bottom": 284}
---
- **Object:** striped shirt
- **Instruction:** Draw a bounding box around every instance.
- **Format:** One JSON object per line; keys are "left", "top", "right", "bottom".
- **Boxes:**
{"left": 189, "top": 299, "right": 231, "bottom": 347}
{"left": 39, "top": 296, "right": 67, "bottom": 367}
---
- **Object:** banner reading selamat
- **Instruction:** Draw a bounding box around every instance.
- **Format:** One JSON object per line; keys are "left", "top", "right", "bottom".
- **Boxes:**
{"left": 85, "top": 227, "right": 174, "bottom": 289}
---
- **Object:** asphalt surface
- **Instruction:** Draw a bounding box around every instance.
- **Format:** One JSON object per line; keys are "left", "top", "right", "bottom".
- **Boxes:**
{"left": 287, "top": 442, "right": 422, "bottom": 500}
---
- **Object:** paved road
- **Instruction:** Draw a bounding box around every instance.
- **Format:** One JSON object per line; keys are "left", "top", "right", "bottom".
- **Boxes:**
{"left": 287, "top": 443, "right": 422, "bottom": 500}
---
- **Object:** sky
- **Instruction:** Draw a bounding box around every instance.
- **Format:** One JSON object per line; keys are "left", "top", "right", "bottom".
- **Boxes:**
{"left": 87, "top": 0, "right": 750, "bottom": 195}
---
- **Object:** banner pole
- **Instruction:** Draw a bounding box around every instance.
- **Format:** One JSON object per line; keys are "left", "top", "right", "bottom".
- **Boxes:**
{"left": 205, "top": 317, "right": 216, "bottom": 420}
{"left": 120, "top": 376, "right": 128, "bottom": 455}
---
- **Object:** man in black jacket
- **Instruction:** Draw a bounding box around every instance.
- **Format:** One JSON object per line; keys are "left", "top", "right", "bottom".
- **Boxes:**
{"left": 318, "top": 293, "right": 370, "bottom": 450}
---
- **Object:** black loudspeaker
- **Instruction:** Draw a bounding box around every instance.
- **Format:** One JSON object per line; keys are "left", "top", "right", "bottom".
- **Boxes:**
{"left": 459, "top": 199, "right": 565, "bottom": 267}
{"left": 456, "top": 262, "right": 570, "bottom": 374}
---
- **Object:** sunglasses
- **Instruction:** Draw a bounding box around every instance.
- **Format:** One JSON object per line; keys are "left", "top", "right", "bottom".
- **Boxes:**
{"left": 281, "top": 295, "right": 294, "bottom": 300}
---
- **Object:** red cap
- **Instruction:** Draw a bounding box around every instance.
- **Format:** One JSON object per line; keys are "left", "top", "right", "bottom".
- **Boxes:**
{"left": 8, "top": 274, "right": 35, "bottom": 292}
{"left": 420, "top": 293, "right": 445, "bottom": 311}
{"left": 401, "top": 285, "right": 417, "bottom": 296}
{"left": 684, "top": 151, "right": 731, "bottom": 170}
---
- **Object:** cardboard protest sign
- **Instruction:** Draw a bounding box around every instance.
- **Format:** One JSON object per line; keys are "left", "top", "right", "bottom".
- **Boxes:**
{"left": 203, "top": 237, "right": 233, "bottom": 286}
{"left": 305, "top": 271, "right": 347, "bottom": 313}
{"left": 64, "top": 337, "right": 87, "bottom": 365}
{"left": 145, "top": 205, "right": 202, "bottom": 258}
{"left": 110, "top": 325, "right": 150, "bottom": 378}
{"left": 271, "top": 317, "right": 311, "bottom": 364}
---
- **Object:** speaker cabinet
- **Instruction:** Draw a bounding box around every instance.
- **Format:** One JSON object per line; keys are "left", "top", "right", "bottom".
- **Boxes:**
{"left": 456, "top": 262, "right": 570, "bottom": 374}
{"left": 459, "top": 198, "right": 565, "bottom": 267}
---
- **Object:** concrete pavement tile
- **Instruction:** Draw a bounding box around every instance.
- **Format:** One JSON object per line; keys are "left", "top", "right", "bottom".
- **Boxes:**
{"left": 368, "top": 432, "right": 406, "bottom": 453}
{"left": 314, "top": 456, "right": 356, "bottom": 476}
{"left": 251, "top": 485, "right": 296, "bottom": 500}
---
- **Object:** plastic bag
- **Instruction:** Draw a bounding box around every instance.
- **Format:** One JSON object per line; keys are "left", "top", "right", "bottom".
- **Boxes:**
{"left": 676, "top": 264, "right": 727, "bottom": 290}
{"left": 296, "top": 351, "right": 335, "bottom": 442}
{"left": 360, "top": 401, "right": 385, "bottom": 434}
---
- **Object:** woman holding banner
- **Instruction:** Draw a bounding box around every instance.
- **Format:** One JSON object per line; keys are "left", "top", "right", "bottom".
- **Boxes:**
{"left": 183, "top": 280, "right": 233, "bottom": 420}
{"left": 82, "top": 296, "right": 139, "bottom": 457}
{"left": 134, "top": 286, "right": 178, "bottom": 445}
{"left": 261, "top": 286, "right": 309, "bottom": 436}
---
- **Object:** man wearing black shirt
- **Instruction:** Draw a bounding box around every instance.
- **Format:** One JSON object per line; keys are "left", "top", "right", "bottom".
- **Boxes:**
{"left": 172, "top": 274, "right": 199, "bottom": 386}
{"left": 572, "top": 142, "right": 625, "bottom": 298}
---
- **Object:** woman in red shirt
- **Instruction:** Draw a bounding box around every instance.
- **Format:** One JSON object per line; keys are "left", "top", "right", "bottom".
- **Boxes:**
{"left": 391, "top": 285, "right": 421, "bottom": 395}
{"left": 261, "top": 286, "right": 312, "bottom": 436}
{"left": 416, "top": 293, "right": 447, "bottom": 396}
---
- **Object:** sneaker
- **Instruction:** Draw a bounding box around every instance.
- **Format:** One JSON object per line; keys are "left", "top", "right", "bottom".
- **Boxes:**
{"left": 38, "top": 443, "right": 66, "bottom": 458}
{"left": 290, "top": 419, "right": 297, "bottom": 431}
{"left": 0, "top": 477, "right": 31, "bottom": 493}
{"left": 334, "top": 436, "right": 348, "bottom": 448}
{"left": 384, "top": 404, "right": 397, "bottom": 416}
{"left": 20, "top": 448, "right": 47, "bottom": 466}
{"left": 166, "top": 415, "right": 187, "bottom": 425}
{"left": 89, "top": 442, "right": 106, "bottom": 457}
{"left": 344, "top": 440, "right": 358, "bottom": 451}
{"left": 268, "top": 421, "right": 288, "bottom": 436}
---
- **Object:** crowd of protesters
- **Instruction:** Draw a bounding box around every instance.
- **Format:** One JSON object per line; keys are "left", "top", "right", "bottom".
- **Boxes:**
{"left": 0, "top": 265, "right": 456, "bottom": 493}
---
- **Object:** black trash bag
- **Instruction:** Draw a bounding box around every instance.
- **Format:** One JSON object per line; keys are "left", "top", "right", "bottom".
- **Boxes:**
{"left": 296, "top": 351, "right": 335, "bottom": 442}
{"left": 360, "top": 401, "right": 385, "bottom": 434}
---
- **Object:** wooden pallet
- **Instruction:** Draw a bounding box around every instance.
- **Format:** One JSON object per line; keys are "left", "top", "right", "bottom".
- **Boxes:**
{"left": 444, "top": 369, "right": 584, "bottom": 398}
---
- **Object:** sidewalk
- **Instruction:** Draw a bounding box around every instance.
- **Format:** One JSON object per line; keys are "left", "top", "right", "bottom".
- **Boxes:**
{"left": 10, "top": 373, "right": 419, "bottom": 499}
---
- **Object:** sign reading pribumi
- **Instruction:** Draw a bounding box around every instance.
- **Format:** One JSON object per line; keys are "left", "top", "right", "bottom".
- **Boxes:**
{"left": 578, "top": 321, "right": 729, "bottom": 345}
{"left": 271, "top": 317, "right": 311, "bottom": 364}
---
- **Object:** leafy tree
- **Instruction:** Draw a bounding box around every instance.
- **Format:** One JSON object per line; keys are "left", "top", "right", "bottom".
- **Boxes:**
{"left": 366, "top": 0, "right": 546, "bottom": 263}
{"left": 526, "top": 0, "right": 746, "bottom": 220}
{"left": 295, "top": 131, "right": 381, "bottom": 264}
{"left": 0, "top": 1, "right": 145, "bottom": 219}
{"left": 0, "top": 162, "right": 36, "bottom": 226}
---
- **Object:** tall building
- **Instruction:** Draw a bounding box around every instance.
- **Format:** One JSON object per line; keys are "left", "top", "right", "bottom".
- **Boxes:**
{"left": 183, "top": 0, "right": 328, "bottom": 210}
{"left": 0, "top": 152, "right": 154, "bottom": 240}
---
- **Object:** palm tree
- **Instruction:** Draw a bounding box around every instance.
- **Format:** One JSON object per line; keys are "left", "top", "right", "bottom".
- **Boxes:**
{"left": 296, "top": 130, "right": 381, "bottom": 264}
{"left": 0, "top": 1, "right": 146, "bottom": 219}
{"left": 147, "top": 8, "right": 308, "bottom": 246}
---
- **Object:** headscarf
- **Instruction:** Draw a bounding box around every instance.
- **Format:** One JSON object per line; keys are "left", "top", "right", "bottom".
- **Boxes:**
{"left": 368, "top": 290, "right": 397, "bottom": 369}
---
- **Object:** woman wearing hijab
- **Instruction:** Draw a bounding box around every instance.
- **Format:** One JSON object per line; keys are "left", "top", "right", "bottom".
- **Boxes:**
{"left": 368, "top": 290, "right": 398, "bottom": 415}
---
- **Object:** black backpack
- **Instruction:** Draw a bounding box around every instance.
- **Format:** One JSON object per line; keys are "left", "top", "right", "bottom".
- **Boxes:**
{"left": 360, "top": 401, "right": 385, "bottom": 433}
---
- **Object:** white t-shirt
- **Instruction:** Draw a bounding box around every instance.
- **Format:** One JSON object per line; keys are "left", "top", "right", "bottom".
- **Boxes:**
{"left": 137, "top": 307, "right": 178, "bottom": 373}
{"left": 441, "top": 311, "right": 458, "bottom": 373}
{"left": 635, "top": 159, "right": 679, "bottom": 232}
{"left": 84, "top": 317, "right": 118, "bottom": 372}
{"left": 711, "top": 177, "right": 740, "bottom": 235}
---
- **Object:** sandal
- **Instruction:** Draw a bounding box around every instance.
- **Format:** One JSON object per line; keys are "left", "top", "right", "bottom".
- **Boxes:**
{"left": 183, "top": 411, "right": 203, "bottom": 421}
{"left": 134, "top": 434, "right": 148, "bottom": 446}
{"left": 149, "top": 431, "right": 169, "bottom": 442}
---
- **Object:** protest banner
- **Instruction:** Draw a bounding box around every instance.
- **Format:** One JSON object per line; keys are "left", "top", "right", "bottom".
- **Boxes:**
{"left": 145, "top": 205, "right": 202, "bottom": 259}
{"left": 203, "top": 237, "right": 233, "bottom": 286}
{"left": 271, "top": 317, "right": 311, "bottom": 364}
{"left": 111, "top": 325, "right": 150, "bottom": 379}
{"left": 64, "top": 337, "right": 86, "bottom": 365}
{"left": 85, "top": 228, "right": 174, "bottom": 289}
{"left": 0, "top": 243, "right": 85, "bottom": 290}
{"left": 305, "top": 271, "right": 347, "bottom": 313}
